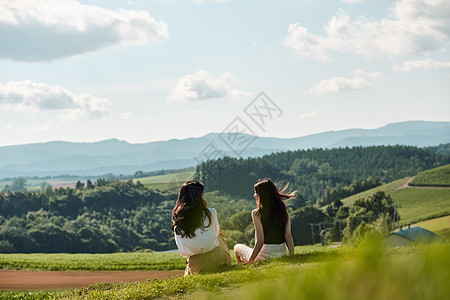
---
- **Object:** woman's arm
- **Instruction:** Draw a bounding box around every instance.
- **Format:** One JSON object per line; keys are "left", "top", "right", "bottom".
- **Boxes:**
{"left": 285, "top": 215, "right": 295, "bottom": 256}
{"left": 249, "top": 209, "right": 264, "bottom": 262}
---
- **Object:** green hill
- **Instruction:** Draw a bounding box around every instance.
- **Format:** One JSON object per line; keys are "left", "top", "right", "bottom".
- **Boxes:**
{"left": 341, "top": 166, "right": 450, "bottom": 226}
{"left": 390, "top": 188, "right": 450, "bottom": 224}
{"left": 409, "top": 164, "right": 450, "bottom": 187}
{"left": 133, "top": 171, "right": 195, "bottom": 192}
{"left": 341, "top": 177, "right": 411, "bottom": 207}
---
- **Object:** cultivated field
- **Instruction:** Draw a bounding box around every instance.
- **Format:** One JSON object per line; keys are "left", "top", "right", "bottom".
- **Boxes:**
{"left": 341, "top": 165, "right": 450, "bottom": 226}
{"left": 410, "top": 164, "right": 450, "bottom": 187}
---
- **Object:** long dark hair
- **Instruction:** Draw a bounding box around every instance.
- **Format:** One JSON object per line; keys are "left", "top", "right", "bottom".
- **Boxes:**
{"left": 255, "top": 178, "right": 295, "bottom": 224}
{"left": 171, "top": 180, "right": 212, "bottom": 238}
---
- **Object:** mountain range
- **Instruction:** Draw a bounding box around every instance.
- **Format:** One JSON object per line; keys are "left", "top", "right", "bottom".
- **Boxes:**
{"left": 1, "top": 120, "right": 449, "bottom": 178}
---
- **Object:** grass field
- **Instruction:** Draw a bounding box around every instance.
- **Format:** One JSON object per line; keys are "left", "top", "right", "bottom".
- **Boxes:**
{"left": 389, "top": 188, "right": 450, "bottom": 225}
{"left": 1, "top": 241, "right": 448, "bottom": 300}
{"left": 0, "top": 252, "right": 187, "bottom": 271}
{"left": 0, "top": 172, "right": 196, "bottom": 192}
{"left": 0, "top": 245, "right": 329, "bottom": 272}
{"left": 0, "top": 177, "right": 85, "bottom": 191}
{"left": 409, "top": 164, "right": 450, "bottom": 187}
{"left": 134, "top": 172, "right": 195, "bottom": 192}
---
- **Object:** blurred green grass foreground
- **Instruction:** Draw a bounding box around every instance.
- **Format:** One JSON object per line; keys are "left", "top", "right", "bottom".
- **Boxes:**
{"left": 3, "top": 239, "right": 444, "bottom": 300}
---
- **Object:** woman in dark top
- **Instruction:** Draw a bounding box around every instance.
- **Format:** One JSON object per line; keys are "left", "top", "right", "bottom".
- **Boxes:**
{"left": 234, "top": 178, "right": 295, "bottom": 263}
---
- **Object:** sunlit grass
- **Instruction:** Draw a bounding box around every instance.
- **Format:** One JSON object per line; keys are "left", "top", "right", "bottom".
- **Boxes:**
{"left": 2, "top": 242, "right": 448, "bottom": 300}
{"left": 390, "top": 188, "right": 450, "bottom": 224}
{"left": 0, "top": 252, "right": 186, "bottom": 271}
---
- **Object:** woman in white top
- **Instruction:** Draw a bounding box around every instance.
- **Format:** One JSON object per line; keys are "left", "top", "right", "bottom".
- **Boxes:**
{"left": 172, "top": 180, "right": 231, "bottom": 275}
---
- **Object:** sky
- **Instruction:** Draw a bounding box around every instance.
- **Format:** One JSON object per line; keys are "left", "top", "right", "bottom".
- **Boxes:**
{"left": 0, "top": 0, "right": 449, "bottom": 147}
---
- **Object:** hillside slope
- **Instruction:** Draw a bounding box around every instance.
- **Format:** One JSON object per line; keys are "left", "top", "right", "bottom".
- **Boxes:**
{"left": 409, "top": 164, "right": 450, "bottom": 187}
{"left": 341, "top": 165, "right": 450, "bottom": 225}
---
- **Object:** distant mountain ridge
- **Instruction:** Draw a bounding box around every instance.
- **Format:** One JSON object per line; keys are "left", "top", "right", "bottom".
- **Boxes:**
{"left": 1, "top": 121, "right": 449, "bottom": 178}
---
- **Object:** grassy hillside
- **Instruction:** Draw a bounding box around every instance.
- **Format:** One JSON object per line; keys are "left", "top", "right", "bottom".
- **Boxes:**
{"left": 341, "top": 177, "right": 410, "bottom": 207}
{"left": 389, "top": 188, "right": 450, "bottom": 224}
{"left": 409, "top": 164, "right": 450, "bottom": 187}
{"left": 412, "top": 215, "right": 450, "bottom": 240}
{"left": 341, "top": 165, "right": 450, "bottom": 226}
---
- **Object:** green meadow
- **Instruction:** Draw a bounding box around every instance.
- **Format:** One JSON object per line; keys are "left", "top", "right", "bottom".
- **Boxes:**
{"left": 1, "top": 241, "right": 449, "bottom": 300}
{"left": 0, "top": 245, "right": 328, "bottom": 272}
{"left": 0, "top": 252, "right": 186, "bottom": 271}
{"left": 134, "top": 172, "right": 195, "bottom": 192}
{"left": 389, "top": 188, "right": 450, "bottom": 225}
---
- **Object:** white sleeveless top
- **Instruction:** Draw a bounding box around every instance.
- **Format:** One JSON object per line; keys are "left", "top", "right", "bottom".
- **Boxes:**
{"left": 174, "top": 208, "right": 220, "bottom": 257}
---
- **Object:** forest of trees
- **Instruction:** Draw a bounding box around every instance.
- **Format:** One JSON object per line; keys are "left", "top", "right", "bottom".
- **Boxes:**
{"left": 1, "top": 144, "right": 449, "bottom": 253}
{"left": 0, "top": 180, "right": 177, "bottom": 253}
{"left": 197, "top": 145, "right": 450, "bottom": 205}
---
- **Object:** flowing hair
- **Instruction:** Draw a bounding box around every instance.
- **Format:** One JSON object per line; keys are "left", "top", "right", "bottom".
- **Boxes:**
{"left": 171, "top": 180, "right": 212, "bottom": 238}
{"left": 255, "top": 178, "right": 295, "bottom": 224}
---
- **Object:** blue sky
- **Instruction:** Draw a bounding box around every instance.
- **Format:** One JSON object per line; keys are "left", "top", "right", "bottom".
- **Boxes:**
{"left": 0, "top": 0, "right": 449, "bottom": 147}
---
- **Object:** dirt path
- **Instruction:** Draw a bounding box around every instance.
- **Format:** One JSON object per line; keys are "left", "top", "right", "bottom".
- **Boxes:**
{"left": 0, "top": 269, "right": 184, "bottom": 291}
{"left": 396, "top": 177, "right": 450, "bottom": 190}
{"left": 397, "top": 177, "right": 415, "bottom": 190}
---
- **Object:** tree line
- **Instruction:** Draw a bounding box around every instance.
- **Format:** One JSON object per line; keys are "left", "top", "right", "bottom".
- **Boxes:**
{"left": 196, "top": 145, "right": 449, "bottom": 206}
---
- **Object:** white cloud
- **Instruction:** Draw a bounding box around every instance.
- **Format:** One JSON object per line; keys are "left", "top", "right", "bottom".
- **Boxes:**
{"left": 0, "top": 81, "right": 111, "bottom": 121}
{"left": 121, "top": 111, "right": 134, "bottom": 120}
{"left": 298, "top": 111, "right": 319, "bottom": 120}
{"left": 167, "top": 70, "right": 250, "bottom": 102}
{"left": 392, "top": 58, "right": 450, "bottom": 72}
{"left": 309, "top": 69, "right": 382, "bottom": 95}
{"left": 285, "top": 0, "right": 450, "bottom": 61}
{"left": 28, "top": 122, "right": 52, "bottom": 132}
{"left": 0, "top": 0, "right": 169, "bottom": 62}
{"left": 0, "top": 122, "right": 13, "bottom": 131}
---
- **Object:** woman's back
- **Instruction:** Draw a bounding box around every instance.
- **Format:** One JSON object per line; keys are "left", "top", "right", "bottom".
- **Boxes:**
{"left": 174, "top": 207, "right": 219, "bottom": 257}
